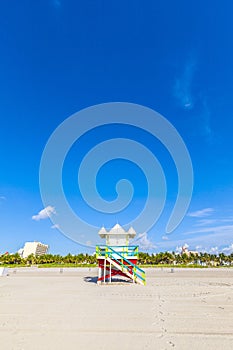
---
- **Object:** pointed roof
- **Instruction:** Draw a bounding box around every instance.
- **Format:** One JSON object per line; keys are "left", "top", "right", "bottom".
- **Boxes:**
{"left": 127, "top": 226, "right": 136, "bottom": 237}
{"left": 110, "top": 224, "right": 126, "bottom": 235}
{"left": 98, "top": 226, "right": 107, "bottom": 238}
{"left": 98, "top": 224, "right": 136, "bottom": 238}
{"left": 113, "top": 223, "right": 121, "bottom": 230}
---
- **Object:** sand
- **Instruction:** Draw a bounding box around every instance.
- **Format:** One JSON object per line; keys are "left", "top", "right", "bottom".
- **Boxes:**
{"left": 0, "top": 267, "right": 233, "bottom": 350}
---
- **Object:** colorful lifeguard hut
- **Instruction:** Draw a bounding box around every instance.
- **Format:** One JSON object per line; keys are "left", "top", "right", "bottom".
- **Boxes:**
{"left": 96, "top": 224, "right": 146, "bottom": 285}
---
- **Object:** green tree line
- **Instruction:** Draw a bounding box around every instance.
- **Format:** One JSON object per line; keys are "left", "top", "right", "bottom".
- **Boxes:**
{"left": 0, "top": 253, "right": 97, "bottom": 266}
{"left": 0, "top": 251, "right": 233, "bottom": 267}
{"left": 138, "top": 252, "right": 233, "bottom": 266}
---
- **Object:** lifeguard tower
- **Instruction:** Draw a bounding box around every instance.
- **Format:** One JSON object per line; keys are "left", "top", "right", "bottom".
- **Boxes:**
{"left": 96, "top": 224, "right": 146, "bottom": 285}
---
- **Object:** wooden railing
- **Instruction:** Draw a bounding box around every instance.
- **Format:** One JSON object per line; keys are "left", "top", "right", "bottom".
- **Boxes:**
{"left": 96, "top": 245, "right": 146, "bottom": 285}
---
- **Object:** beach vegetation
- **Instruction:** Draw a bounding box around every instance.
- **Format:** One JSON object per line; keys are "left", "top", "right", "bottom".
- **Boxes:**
{"left": 0, "top": 251, "right": 233, "bottom": 268}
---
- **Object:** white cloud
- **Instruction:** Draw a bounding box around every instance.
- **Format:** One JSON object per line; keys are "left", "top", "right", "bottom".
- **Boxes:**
{"left": 162, "top": 236, "right": 169, "bottom": 240}
{"left": 32, "top": 206, "right": 56, "bottom": 221}
{"left": 174, "top": 59, "right": 196, "bottom": 110}
{"left": 187, "top": 208, "right": 214, "bottom": 218}
{"left": 209, "top": 246, "right": 219, "bottom": 254}
{"left": 131, "top": 232, "right": 156, "bottom": 250}
{"left": 0, "top": 196, "right": 6, "bottom": 200}
{"left": 51, "top": 224, "right": 60, "bottom": 229}
{"left": 222, "top": 244, "right": 233, "bottom": 254}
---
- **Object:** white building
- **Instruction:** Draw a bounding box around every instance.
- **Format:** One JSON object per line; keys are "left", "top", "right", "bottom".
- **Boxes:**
{"left": 19, "top": 242, "right": 49, "bottom": 258}
{"left": 181, "top": 245, "right": 198, "bottom": 257}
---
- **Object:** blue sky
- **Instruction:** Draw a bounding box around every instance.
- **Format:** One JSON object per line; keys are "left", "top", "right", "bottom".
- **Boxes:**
{"left": 0, "top": 1, "right": 233, "bottom": 255}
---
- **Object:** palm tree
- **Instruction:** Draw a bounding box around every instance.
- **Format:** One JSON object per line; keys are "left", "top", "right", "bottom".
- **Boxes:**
{"left": 26, "top": 254, "right": 37, "bottom": 265}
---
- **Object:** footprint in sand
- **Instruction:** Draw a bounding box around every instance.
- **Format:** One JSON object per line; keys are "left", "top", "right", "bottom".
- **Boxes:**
{"left": 168, "top": 340, "right": 175, "bottom": 347}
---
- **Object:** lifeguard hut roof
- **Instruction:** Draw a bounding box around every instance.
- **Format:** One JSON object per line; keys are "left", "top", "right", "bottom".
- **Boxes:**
{"left": 98, "top": 224, "right": 136, "bottom": 239}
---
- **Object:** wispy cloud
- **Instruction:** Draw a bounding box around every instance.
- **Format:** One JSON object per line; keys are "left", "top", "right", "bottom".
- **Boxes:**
{"left": 173, "top": 58, "right": 213, "bottom": 141}
{"left": 185, "top": 211, "right": 233, "bottom": 239}
{"left": 195, "top": 219, "right": 218, "bottom": 226}
{"left": 51, "top": 224, "right": 60, "bottom": 229}
{"left": 52, "top": 0, "right": 62, "bottom": 9}
{"left": 183, "top": 224, "right": 233, "bottom": 236}
{"left": 157, "top": 230, "right": 233, "bottom": 253}
{"left": 32, "top": 206, "right": 56, "bottom": 221}
{"left": 162, "top": 235, "right": 169, "bottom": 240}
{"left": 195, "top": 217, "right": 233, "bottom": 227}
{"left": 153, "top": 228, "right": 233, "bottom": 255}
{"left": 154, "top": 206, "right": 233, "bottom": 252}
{"left": 222, "top": 243, "right": 233, "bottom": 254}
{"left": 174, "top": 59, "right": 196, "bottom": 110}
{"left": 187, "top": 208, "right": 214, "bottom": 218}
{"left": 131, "top": 232, "right": 156, "bottom": 250}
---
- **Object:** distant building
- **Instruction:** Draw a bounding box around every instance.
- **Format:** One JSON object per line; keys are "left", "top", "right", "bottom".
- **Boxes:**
{"left": 19, "top": 242, "right": 49, "bottom": 258}
{"left": 181, "top": 246, "right": 199, "bottom": 257}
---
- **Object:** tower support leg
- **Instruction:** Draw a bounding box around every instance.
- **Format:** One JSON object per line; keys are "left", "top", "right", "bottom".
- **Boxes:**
{"left": 110, "top": 261, "right": 112, "bottom": 283}
{"left": 97, "top": 264, "right": 102, "bottom": 285}
{"left": 104, "top": 259, "right": 106, "bottom": 283}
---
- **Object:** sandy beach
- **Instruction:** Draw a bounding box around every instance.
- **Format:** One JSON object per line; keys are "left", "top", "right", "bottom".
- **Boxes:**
{"left": 0, "top": 267, "right": 233, "bottom": 350}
